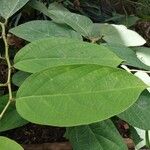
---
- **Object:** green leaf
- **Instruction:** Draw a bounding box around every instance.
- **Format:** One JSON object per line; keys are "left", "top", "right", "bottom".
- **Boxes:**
{"left": 130, "top": 126, "right": 143, "bottom": 145}
{"left": 14, "top": 38, "right": 122, "bottom": 73}
{"left": 29, "top": 0, "right": 50, "bottom": 16}
{"left": 104, "top": 45, "right": 150, "bottom": 70}
{"left": 133, "top": 47, "right": 150, "bottom": 67}
{"left": 117, "top": 15, "right": 139, "bottom": 27}
{"left": 29, "top": 1, "right": 92, "bottom": 37}
{"left": 47, "top": 3, "right": 93, "bottom": 37}
{"left": 0, "top": 0, "right": 29, "bottom": 19}
{"left": 66, "top": 119, "right": 127, "bottom": 150}
{"left": 89, "top": 24, "right": 146, "bottom": 46}
{"left": 119, "top": 90, "right": 150, "bottom": 130}
{"left": 0, "top": 94, "right": 28, "bottom": 132}
{"left": 29, "top": 1, "right": 69, "bottom": 17}
{"left": 16, "top": 65, "right": 146, "bottom": 126}
{"left": 48, "top": 2, "right": 69, "bottom": 12}
{"left": 9, "top": 21, "right": 82, "bottom": 42}
{"left": 12, "top": 71, "right": 30, "bottom": 87}
{"left": 0, "top": 136, "right": 23, "bottom": 150}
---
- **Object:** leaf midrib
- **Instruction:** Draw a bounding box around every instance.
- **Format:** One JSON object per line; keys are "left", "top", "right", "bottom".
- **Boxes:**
{"left": 15, "top": 57, "right": 122, "bottom": 63}
{"left": 17, "top": 86, "right": 145, "bottom": 99}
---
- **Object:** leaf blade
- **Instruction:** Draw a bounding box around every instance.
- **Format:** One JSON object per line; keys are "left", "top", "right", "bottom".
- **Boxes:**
{"left": 0, "top": 137, "right": 23, "bottom": 150}
{"left": 16, "top": 65, "right": 146, "bottom": 126}
{"left": 66, "top": 120, "right": 128, "bottom": 150}
{"left": 0, "top": 0, "right": 29, "bottom": 19}
{"left": 9, "top": 20, "right": 82, "bottom": 42}
{"left": 119, "top": 90, "right": 150, "bottom": 130}
{"left": 0, "top": 94, "right": 28, "bottom": 132}
{"left": 14, "top": 38, "right": 122, "bottom": 73}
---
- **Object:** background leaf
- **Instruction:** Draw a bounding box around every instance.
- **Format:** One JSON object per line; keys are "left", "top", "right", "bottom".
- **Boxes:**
{"left": 134, "top": 47, "right": 150, "bottom": 67}
{"left": 0, "top": 94, "right": 28, "bottom": 132}
{"left": 66, "top": 119, "right": 127, "bottom": 150}
{"left": 0, "top": 0, "right": 29, "bottom": 19}
{"left": 89, "top": 24, "right": 146, "bottom": 46}
{"left": 12, "top": 71, "right": 30, "bottom": 87}
{"left": 104, "top": 45, "right": 150, "bottom": 70}
{"left": 16, "top": 65, "right": 146, "bottom": 126}
{"left": 14, "top": 38, "right": 122, "bottom": 73}
{"left": 29, "top": 0, "right": 50, "bottom": 16}
{"left": 118, "top": 90, "right": 150, "bottom": 130}
{"left": 38, "top": 2, "right": 93, "bottom": 37}
{"left": 29, "top": 1, "right": 93, "bottom": 37}
{"left": 10, "top": 20, "right": 82, "bottom": 42}
{"left": 0, "top": 136, "right": 23, "bottom": 150}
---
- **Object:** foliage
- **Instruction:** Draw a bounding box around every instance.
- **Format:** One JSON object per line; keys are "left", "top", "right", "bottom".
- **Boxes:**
{"left": 0, "top": 0, "right": 150, "bottom": 149}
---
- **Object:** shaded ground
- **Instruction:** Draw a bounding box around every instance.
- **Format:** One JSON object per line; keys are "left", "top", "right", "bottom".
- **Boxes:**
{"left": 1, "top": 123, "right": 66, "bottom": 144}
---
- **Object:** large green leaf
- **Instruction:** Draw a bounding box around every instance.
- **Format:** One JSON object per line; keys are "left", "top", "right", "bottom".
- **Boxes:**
{"left": 89, "top": 24, "right": 146, "bottom": 46}
{"left": 14, "top": 38, "right": 122, "bottom": 73}
{"left": 119, "top": 90, "right": 150, "bottom": 130}
{"left": 16, "top": 65, "right": 146, "bottom": 126}
{"left": 66, "top": 119, "right": 127, "bottom": 150}
{"left": 104, "top": 45, "right": 150, "bottom": 70}
{"left": 0, "top": 136, "right": 23, "bottom": 150}
{"left": 0, "top": 0, "right": 29, "bottom": 19}
{"left": 9, "top": 21, "right": 82, "bottom": 42}
{"left": 0, "top": 94, "right": 28, "bottom": 132}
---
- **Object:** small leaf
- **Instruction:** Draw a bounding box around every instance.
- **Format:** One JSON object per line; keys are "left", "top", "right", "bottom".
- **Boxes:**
{"left": 14, "top": 37, "right": 122, "bottom": 73}
{"left": 0, "top": 94, "right": 28, "bottom": 132}
{"left": 12, "top": 71, "right": 30, "bottom": 87}
{"left": 0, "top": 136, "right": 23, "bottom": 150}
{"left": 66, "top": 119, "right": 127, "bottom": 150}
{"left": 134, "top": 47, "right": 150, "bottom": 67}
{"left": 119, "top": 90, "right": 150, "bottom": 130}
{"left": 0, "top": 0, "right": 29, "bottom": 19}
{"left": 89, "top": 24, "right": 146, "bottom": 46}
{"left": 16, "top": 65, "right": 146, "bottom": 126}
{"left": 10, "top": 20, "right": 82, "bottom": 42}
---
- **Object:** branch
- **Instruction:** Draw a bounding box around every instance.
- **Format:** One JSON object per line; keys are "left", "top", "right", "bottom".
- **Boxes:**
{"left": 0, "top": 22, "right": 13, "bottom": 119}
